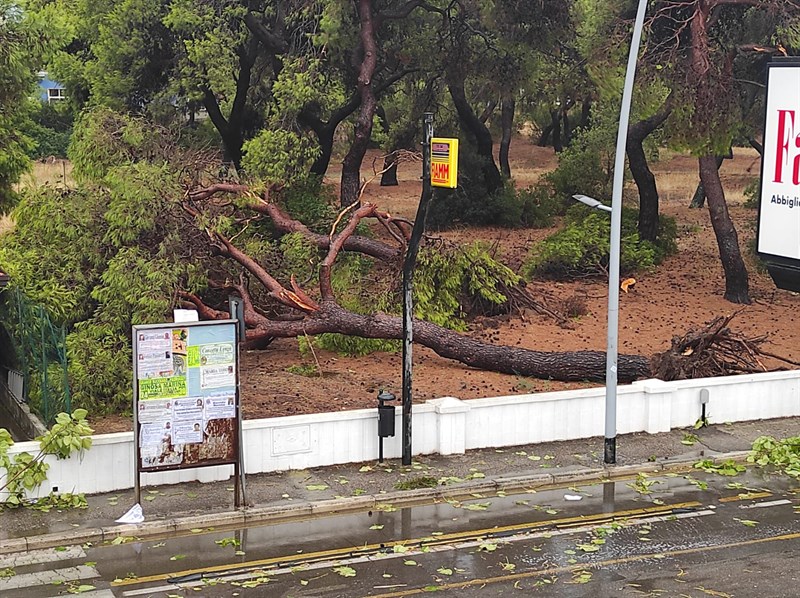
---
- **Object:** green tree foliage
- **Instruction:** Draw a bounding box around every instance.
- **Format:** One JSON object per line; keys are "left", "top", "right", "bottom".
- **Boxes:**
{"left": 523, "top": 206, "right": 677, "bottom": 280}
{"left": 0, "top": 109, "right": 208, "bottom": 413}
{"left": 0, "top": 1, "right": 39, "bottom": 210}
{"left": 20, "top": 101, "right": 74, "bottom": 159}
{"left": 416, "top": 242, "right": 521, "bottom": 330}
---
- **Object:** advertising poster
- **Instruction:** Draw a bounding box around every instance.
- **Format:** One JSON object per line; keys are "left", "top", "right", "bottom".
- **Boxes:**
{"left": 758, "top": 62, "right": 800, "bottom": 261}
{"left": 133, "top": 321, "right": 239, "bottom": 473}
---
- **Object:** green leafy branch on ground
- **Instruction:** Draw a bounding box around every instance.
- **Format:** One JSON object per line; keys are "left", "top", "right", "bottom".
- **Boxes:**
{"left": 748, "top": 436, "right": 800, "bottom": 478}
{"left": 0, "top": 409, "right": 93, "bottom": 508}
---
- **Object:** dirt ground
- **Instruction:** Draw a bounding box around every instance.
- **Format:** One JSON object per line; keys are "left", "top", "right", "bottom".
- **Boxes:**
{"left": 92, "top": 138, "right": 800, "bottom": 433}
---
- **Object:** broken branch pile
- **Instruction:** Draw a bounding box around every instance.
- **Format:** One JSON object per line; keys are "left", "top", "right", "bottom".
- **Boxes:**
{"left": 650, "top": 313, "right": 799, "bottom": 381}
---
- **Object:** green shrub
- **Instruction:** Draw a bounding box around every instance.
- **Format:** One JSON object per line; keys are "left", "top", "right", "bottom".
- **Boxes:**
{"left": 416, "top": 242, "right": 520, "bottom": 328}
{"left": 426, "top": 180, "right": 561, "bottom": 230}
{"left": 425, "top": 141, "right": 509, "bottom": 229}
{"left": 546, "top": 110, "right": 617, "bottom": 202}
{"left": 306, "top": 243, "right": 520, "bottom": 356}
{"left": 743, "top": 179, "right": 760, "bottom": 209}
{"left": 514, "top": 184, "right": 562, "bottom": 228}
{"left": 523, "top": 206, "right": 677, "bottom": 280}
{"left": 22, "top": 102, "right": 74, "bottom": 159}
{"left": 281, "top": 176, "right": 338, "bottom": 233}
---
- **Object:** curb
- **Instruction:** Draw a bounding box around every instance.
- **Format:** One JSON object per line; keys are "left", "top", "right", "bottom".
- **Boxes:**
{"left": 0, "top": 450, "right": 753, "bottom": 555}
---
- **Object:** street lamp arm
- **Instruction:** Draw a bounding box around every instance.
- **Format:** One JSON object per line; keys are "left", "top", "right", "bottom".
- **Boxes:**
{"left": 572, "top": 194, "right": 613, "bottom": 212}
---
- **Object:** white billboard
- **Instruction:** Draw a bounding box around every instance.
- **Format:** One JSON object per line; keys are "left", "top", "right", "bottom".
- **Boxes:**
{"left": 758, "top": 62, "right": 800, "bottom": 260}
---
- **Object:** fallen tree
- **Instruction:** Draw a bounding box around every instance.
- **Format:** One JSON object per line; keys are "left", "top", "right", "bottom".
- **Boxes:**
{"left": 180, "top": 185, "right": 652, "bottom": 382}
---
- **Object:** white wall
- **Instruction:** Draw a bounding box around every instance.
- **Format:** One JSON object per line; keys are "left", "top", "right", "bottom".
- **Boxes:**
{"left": 2, "top": 370, "right": 799, "bottom": 499}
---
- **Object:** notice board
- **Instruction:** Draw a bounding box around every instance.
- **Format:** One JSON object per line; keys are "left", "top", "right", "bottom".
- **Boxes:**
{"left": 132, "top": 319, "right": 242, "bottom": 505}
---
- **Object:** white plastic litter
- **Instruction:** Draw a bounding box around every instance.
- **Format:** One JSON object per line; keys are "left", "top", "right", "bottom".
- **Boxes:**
{"left": 116, "top": 503, "right": 145, "bottom": 524}
{"left": 564, "top": 494, "right": 583, "bottom": 501}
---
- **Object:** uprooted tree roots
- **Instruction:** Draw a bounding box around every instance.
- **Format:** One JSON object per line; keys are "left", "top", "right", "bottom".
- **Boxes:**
{"left": 650, "top": 312, "right": 800, "bottom": 381}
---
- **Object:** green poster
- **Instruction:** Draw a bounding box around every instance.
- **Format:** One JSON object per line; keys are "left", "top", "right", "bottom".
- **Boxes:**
{"left": 187, "top": 345, "right": 200, "bottom": 368}
{"left": 139, "top": 376, "right": 188, "bottom": 400}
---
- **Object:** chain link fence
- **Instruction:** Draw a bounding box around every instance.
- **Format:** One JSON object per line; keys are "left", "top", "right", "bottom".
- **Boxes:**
{"left": 2, "top": 287, "right": 70, "bottom": 425}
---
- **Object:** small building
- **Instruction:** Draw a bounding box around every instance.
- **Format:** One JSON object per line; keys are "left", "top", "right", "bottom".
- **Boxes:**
{"left": 37, "top": 71, "right": 67, "bottom": 103}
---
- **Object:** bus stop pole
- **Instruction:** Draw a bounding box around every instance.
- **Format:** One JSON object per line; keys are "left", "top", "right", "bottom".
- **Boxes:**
{"left": 402, "top": 112, "right": 434, "bottom": 466}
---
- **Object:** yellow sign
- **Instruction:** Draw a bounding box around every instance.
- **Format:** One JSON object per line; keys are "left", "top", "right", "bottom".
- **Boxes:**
{"left": 431, "top": 138, "right": 459, "bottom": 188}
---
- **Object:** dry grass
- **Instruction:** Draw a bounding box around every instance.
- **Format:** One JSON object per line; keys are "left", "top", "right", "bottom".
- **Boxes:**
{"left": 0, "top": 213, "right": 14, "bottom": 236}
{"left": 17, "top": 160, "right": 74, "bottom": 191}
{"left": 651, "top": 147, "right": 760, "bottom": 206}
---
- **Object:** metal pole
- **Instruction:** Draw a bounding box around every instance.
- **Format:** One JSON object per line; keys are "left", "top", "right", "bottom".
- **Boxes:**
{"left": 401, "top": 112, "right": 434, "bottom": 466}
{"left": 132, "top": 330, "right": 141, "bottom": 506}
{"left": 228, "top": 298, "right": 246, "bottom": 507}
{"left": 605, "top": 0, "right": 648, "bottom": 464}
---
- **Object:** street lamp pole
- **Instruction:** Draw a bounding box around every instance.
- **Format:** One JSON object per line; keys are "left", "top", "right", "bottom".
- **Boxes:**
{"left": 605, "top": 0, "right": 649, "bottom": 464}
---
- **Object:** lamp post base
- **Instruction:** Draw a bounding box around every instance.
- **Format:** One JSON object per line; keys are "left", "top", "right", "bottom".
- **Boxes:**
{"left": 604, "top": 437, "right": 617, "bottom": 465}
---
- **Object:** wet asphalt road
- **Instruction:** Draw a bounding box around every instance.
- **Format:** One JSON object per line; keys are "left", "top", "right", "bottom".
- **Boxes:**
{"left": 4, "top": 468, "right": 800, "bottom": 597}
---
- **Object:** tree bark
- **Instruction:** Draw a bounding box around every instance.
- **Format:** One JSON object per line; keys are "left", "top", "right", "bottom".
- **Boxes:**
{"left": 550, "top": 109, "right": 563, "bottom": 153}
{"left": 200, "top": 37, "right": 259, "bottom": 168}
{"left": 561, "top": 106, "right": 572, "bottom": 147}
{"left": 448, "top": 75, "right": 503, "bottom": 193}
{"left": 188, "top": 297, "right": 651, "bottom": 383}
{"left": 375, "top": 106, "right": 399, "bottom": 186}
{"left": 499, "top": 96, "right": 515, "bottom": 179}
{"left": 689, "top": 154, "right": 725, "bottom": 208}
{"left": 298, "top": 97, "right": 359, "bottom": 177}
{"left": 339, "top": 0, "right": 379, "bottom": 207}
{"left": 537, "top": 123, "right": 553, "bottom": 147}
{"left": 578, "top": 97, "right": 592, "bottom": 131}
{"left": 699, "top": 155, "right": 750, "bottom": 304}
{"left": 627, "top": 98, "right": 673, "bottom": 244}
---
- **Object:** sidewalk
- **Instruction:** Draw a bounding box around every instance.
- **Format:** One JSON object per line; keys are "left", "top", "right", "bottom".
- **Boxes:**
{"left": 2, "top": 417, "right": 798, "bottom": 554}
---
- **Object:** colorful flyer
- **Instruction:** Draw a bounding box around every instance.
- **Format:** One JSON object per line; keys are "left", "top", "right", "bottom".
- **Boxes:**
{"left": 139, "top": 376, "right": 188, "bottom": 400}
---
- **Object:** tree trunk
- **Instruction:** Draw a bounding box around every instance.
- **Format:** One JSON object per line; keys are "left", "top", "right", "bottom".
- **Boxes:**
{"left": 200, "top": 38, "right": 259, "bottom": 169}
{"left": 748, "top": 137, "right": 763, "bottom": 156}
{"left": 340, "top": 0, "right": 379, "bottom": 207}
{"left": 627, "top": 132, "right": 659, "bottom": 244}
{"left": 186, "top": 186, "right": 653, "bottom": 384}
{"left": 311, "top": 125, "right": 336, "bottom": 176}
{"left": 699, "top": 155, "right": 750, "bottom": 304}
{"left": 627, "top": 99, "right": 673, "bottom": 244}
{"left": 448, "top": 75, "right": 503, "bottom": 193}
{"left": 689, "top": 154, "right": 725, "bottom": 208}
{"left": 237, "top": 302, "right": 651, "bottom": 383}
{"left": 537, "top": 123, "right": 553, "bottom": 147}
{"left": 299, "top": 94, "right": 363, "bottom": 177}
{"left": 578, "top": 97, "right": 592, "bottom": 131}
{"left": 375, "top": 107, "right": 399, "bottom": 186}
{"left": 499, "top": 96, "right": 515, "bottom": 179}
{"left": 550, "top": 109, "right": 563, "bottom": 153}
